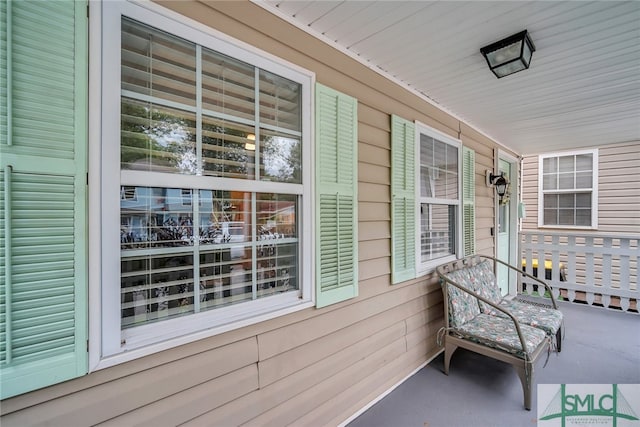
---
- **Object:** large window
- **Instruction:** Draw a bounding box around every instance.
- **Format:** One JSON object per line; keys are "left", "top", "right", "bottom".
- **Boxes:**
{"left": 416, "top": 124, "right": 462, "bottom": 272}
{"left": 100, "top": 3, "right": 312, "bottom": 358}
{"left": 538, "top": 150, "right": 598, "bottom": 228}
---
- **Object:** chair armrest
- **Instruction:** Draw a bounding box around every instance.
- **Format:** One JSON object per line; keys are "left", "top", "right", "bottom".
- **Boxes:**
{"left": 478, "top": 254, "right": 559, "bottom": 309}
{"left": 438, "top": 270, "right": 533, "bottom": 357}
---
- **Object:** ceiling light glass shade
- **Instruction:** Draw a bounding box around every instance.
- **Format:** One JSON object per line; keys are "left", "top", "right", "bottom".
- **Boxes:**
{"left": 480, "top": 30, "right": 536, "bottom": 78}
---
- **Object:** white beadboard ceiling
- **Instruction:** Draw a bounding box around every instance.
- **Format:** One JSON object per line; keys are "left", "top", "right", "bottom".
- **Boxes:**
{"left": 257, "top": 1, "right": 640, "bottom": 155}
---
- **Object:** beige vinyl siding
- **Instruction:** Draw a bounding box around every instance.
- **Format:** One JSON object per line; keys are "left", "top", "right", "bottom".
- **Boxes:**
{"left": 1, "top": 1, "right": 505, "bottom": 425}
{"left": 522, "top": 141, "right": 640, "bottom": 233}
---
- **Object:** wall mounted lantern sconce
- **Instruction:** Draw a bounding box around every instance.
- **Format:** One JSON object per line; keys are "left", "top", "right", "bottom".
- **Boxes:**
{"left": 486, "top": 170, "right": 509, "bottom": 204}
{"left": 480, "top": 30, "right": 536, "bottom": 78}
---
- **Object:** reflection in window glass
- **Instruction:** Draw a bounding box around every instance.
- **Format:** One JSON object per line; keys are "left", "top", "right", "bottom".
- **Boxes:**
{"left": 260, "top": 130, "right": 301, "bottom": 183}
{"left": 118, "top": 16, "right": 306, "bottom": 335}
{"left": 202, "top": 117, "right": 256, "bottom": 179}
{"left": 121, "top": 253, "right": 194, "bottom": 328}
{"left": 420, "top": 204, "right": 456, "bottom": 262}
{"left": 120, "top": 187, "right": 194, "bottom": 249}
{"left": 418, "top": 128, "right": 460, "bottom": 267}
{"left": 120, "top": 187, "right": 299, "bottom": 328}
{"left": 121, "top": 99, "right": 197, "bottom": 173}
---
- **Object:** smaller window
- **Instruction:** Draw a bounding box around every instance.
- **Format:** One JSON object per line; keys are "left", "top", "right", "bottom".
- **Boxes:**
{"left": 416, "top": 124, "right": 462, "bottom": 272}
{"left": 538, "top": 150, "right": 598, "bottom": 228}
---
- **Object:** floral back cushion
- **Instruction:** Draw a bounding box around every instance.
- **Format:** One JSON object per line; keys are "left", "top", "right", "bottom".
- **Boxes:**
{"left": 444, "top": 269, "right": 480, "bottom": 327}
{"left": 467, "top": 260, "right": 503, "bottom": 313}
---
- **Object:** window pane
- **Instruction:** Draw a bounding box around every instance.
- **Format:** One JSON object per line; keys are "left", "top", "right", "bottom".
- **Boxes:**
{"left": 575, "top": 193, "right": 592, "bottom": 208}
{"left": 121, "top": 18, "right": 196, "bottom": 107}
{"left": 202, "top": 116, "right": 256, "bottom": 179}
{"left": 576, "top": 209, "right": 591, "bottom": 226}
{"left": 200, "top": 248, "right": 253, "bottom": 310}
{"left": 257, "top": 193, "right": 297, "bottom": 238}
{"left": 558, "top": 172, "right": 574, "bottom": 190}
{"left": 543, "top": 194, "right": 558, "bottom": 209}
{"left": 558, "top": 209, "right": 574, "bottom": 225}
{"left": 559, "top": 156, "right": 575, "bottom": 173}
{"left": 121, "top": 253, "right": 195, "bottom": 329}
{"left": 256, "top": 194, "right": 298, "bottom": 297}
{"left": 257, "top": 242, "right": 298, "bottom": 298}
{"left": 575, "top": 154, "right": 593, "bottom": 171}
{"left": 421, "top": 138, "right": 458, "bottom": 200}
{"left": 446, "top": 144, "right": 458, "bottom": 174}
{"left": 260, "top": 129, "right": 302, "bottom": 183}
{"left": 259, "top": 70, "right": 301, "bottom": 133}
{"left": 542, "top": 173, "right": 557, "bottom": 190}
{"left": 559, "top": 193, "right": 575, "bottom": 209}
{"left": 434, "top": 141, "right": 447, "bottom": 171}
{"left": 543, "top": 157, "right": 557, "bottom": 174}
{"left": 121, "top": 98, "right": 197, "bottom": 173}
{"left": 576, "top": 171, "right": 592, "bottom": 189}
{"left": 202, "top": 48, "right": 255, "bottom": 122}
{"left": 199, "top": 190, "right": 252, "bottom": 245}
{"left": 420, "top": 166, "right": 434, "bottom": 198}
{"left": 445, "top": 171, "right": 458, "bottom": 199}
{"left": 420, "top": 135, "right": 434, "bottom": 166}
{"left": 121, "top": 187, "right": 194, "bottom": 250}
{"left": 544, "top": 209, "right": 558, "bottom": 225}
{"left": 420, "top": 203, "right": 456, "bottom": 262}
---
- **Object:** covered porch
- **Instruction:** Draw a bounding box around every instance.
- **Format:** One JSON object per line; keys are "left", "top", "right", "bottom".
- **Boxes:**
{"left": 347, "top": 300, "right": 640, "bottom": 426}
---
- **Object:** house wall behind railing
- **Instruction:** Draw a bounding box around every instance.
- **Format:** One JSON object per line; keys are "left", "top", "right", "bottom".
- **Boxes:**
{"left": 520, "top": 141, "right": 640, "bottom": 312}
{"left": 0, "top": 1, "right": 507, "bottom": 425}
{"left": 521, "top": 140, "right": 640, "bottom": 234}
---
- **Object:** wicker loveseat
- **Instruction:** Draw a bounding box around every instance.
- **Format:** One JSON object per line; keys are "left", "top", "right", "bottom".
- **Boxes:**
{"left": 436, "top": 255, "right": 564, "bottom": 410}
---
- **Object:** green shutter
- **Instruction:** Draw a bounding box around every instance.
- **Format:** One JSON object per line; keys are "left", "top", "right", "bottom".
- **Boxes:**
{"left": 390, "top": 115, "right": 416, "bottom": 284}
{"left": 0, "top": 0, "right": 88, "bottom": 399}
{"left": 315, "top": 84, "right": 358, "bottom": 308}
{"left": 462, "top": 147, "right": 476, "bottom": 256}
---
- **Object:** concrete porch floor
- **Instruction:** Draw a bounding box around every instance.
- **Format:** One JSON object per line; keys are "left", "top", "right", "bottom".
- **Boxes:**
{"left": 347, "top": 301, "right": 640, "bottom": 427}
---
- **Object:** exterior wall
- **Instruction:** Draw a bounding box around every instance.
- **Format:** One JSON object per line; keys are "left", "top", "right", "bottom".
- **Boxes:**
{"left": 521, "top": 140, "right": 640, "bottom": 234}
{"left": 0, "top": 1, "right": 504, "bottom": 424}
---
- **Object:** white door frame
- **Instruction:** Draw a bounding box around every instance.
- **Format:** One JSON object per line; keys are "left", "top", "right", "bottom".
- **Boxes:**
{"left": 495, "top": 150, "right": 519, "bottom": 296}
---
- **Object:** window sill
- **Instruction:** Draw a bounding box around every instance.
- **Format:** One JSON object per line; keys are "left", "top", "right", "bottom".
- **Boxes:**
{"left": 92, "top": 298, "right": 314, "bottom": 371}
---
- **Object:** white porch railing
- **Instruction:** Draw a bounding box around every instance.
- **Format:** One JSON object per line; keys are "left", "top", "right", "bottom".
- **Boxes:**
{"left": 519, "top": 231, "right": 639, "bottom": 313}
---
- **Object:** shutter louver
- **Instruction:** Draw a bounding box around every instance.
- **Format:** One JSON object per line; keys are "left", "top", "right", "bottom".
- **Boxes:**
{"left": 0, "top": 0, "right": 87, "bottom": 399}
{"left": 391, "top": 115, "right": 416, "bottom": 284}
{"left": 315, "top": 84, "right": 358, "bottom": 308}
{"left": 462, "top": 147, "right": 476, "bottom": 256}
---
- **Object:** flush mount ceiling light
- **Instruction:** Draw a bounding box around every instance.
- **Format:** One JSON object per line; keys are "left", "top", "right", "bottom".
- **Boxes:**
{"left": 480, "top": 30, "right": 536, "bottom": 78}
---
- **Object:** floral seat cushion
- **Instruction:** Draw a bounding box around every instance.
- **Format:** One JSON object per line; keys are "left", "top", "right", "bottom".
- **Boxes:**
{"left": 464, "top": 260, "right": 563, "bottom": 338}
{"left": 454, "top": 313, "right": 548, "bottom": 358}
{"left": 498, "top": 300, "right": 563, "bottom": 336}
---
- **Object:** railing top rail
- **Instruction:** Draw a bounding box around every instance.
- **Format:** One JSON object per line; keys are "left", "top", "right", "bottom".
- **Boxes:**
{"left": 520, "top": 230, "right": 640, "bottom": 240}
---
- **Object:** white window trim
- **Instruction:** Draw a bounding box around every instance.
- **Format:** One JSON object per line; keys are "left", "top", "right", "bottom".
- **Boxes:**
{"left": 537, "top": 148, "right": 598, "bottom": 230}
{"left": 414, "top": 122, "right": 463, "bottom": 275}
{"left": 90, "top": 0, "right": 315, "bottom": 370}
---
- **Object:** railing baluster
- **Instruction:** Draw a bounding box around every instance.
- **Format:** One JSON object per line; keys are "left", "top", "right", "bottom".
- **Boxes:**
{"left": 602, "top": 237, "right": 612, "bottom": 309}
{"left": 620, "top": 238, "right": 631, "bottom": 312}
{"left": 519, "top": 231, "right": 637, "bottom": 313}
